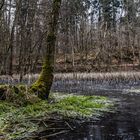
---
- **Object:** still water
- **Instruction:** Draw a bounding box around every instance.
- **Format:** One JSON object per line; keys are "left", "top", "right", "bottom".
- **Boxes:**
{"left": 1, "top": 74, "right": 140, "bottom": 140}
{"left": 49, "top": 79, "right": 140, "bottom": 140}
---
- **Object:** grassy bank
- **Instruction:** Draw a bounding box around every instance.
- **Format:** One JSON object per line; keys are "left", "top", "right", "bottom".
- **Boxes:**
{"left": 0, "top": 92, "right": 114, "bottom": 140}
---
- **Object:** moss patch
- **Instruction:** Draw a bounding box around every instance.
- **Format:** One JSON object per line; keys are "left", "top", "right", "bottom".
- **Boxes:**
{"left": 0, "top": 93, "right": 114, "bottom": 139}
{"left": 0, "top": 85, "right": 40, "bottom": 106}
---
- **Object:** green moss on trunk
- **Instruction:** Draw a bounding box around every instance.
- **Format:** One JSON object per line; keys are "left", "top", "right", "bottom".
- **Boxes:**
{"left": 31, "top": 59, "right": 54, "bottom": 99}
{"left": 31, "top": 0, "right": 62, "bottom": 99}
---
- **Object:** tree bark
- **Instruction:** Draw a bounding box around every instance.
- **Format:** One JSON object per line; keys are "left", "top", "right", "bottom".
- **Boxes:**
{"left": 31, "top": 0, "right": 62, "bottom": 99}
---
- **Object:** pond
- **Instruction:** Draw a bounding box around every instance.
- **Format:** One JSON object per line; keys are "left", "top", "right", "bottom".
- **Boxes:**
{"left": 49, "top": 78, "right": 140, "bottom": 140}
{"left": 0, "top": 73, "right": 140, "bottom": 140}
{"left": 46, "top": 94, "right": 140, "bottom": 140}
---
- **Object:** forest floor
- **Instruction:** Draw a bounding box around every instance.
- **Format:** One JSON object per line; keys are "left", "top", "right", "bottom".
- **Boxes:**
{"left": 0, "top": 90, "right": 114, "bottom": 140}
{"left": 54, "top": 53, "right": 140, "bottom": 72}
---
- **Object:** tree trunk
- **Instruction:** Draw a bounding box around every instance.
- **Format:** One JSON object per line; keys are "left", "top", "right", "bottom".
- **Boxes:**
{"left": 31, "top": 0, "right": 62, "bottom": 99}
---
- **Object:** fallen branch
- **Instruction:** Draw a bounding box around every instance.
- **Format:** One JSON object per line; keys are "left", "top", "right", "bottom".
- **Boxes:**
{"left": 40, "top": 130, "right": 70, "bottom": 138}
{"left": 65, "top": 121, "right": 74, "bottom": 130}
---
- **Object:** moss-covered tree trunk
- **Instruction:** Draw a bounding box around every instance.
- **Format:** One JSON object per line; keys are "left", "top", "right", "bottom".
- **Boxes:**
{"left": 31, "top": 0, "right": 62, "bottom": 99}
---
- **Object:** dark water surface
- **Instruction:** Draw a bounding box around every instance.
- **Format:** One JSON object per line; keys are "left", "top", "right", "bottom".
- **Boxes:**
{"left": 49, "top": 79, "right": 140, "bottom": 140}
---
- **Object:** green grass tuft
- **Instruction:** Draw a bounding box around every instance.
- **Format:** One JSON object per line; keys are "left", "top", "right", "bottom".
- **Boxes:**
{"left": 0, "top": 93, "right": 114, "bottom": 139}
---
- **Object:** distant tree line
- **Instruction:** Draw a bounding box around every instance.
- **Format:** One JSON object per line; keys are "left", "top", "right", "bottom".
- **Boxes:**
{"left": 0, "top": 0, "right": 140, "bottom": 77}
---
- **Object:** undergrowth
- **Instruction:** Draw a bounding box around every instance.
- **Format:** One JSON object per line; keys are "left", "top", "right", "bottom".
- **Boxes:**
{"left": 0, "top": 85, "right": 40, "bottom": 106}
{"left": 0, "top": 93, "right": 114, "bottom": 140}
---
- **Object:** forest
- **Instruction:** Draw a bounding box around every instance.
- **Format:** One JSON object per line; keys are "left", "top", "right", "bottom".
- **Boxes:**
{"left": 0, "top": 0, "right": 140, "bottom": 140}
{"left": 0, "top": 0, "right": 140, "bottom": 75}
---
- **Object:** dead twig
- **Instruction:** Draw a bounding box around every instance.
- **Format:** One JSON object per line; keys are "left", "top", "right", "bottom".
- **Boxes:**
{"left": 40, "top": 130, "right": 70, "bottom": 138}
{"left": 65, "top": 121, "right": 74, "bottom": 130}
{"left": 42, "top": 121, "right": 48, "bottom": 128}
{"left": 44, "top": 128, "right": 69, "bottom": 130}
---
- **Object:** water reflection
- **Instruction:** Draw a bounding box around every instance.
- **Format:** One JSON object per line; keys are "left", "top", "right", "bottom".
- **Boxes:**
{"left": 49, "top": 80, "right": 140, "bottom": 140}
{"left": 49, "top": 98, "right": 140, "bottom": 140}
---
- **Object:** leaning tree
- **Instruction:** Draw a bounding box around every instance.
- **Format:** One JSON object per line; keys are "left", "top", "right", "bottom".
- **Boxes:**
{"left": 31, "top": 0, "right": 62, "bottom": 99}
